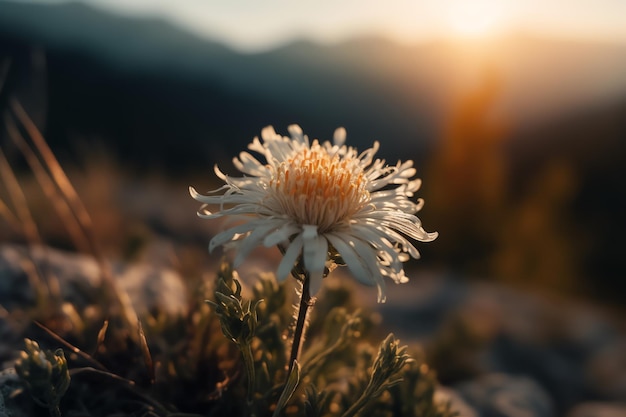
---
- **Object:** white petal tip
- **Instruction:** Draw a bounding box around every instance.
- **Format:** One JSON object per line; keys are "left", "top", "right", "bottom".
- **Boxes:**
{"left": 261, "top": 126, "right": 277, "bottom": 139}
{"left": 308, "top": 275, "right": 323, "bottom": 296}
{"left": 288, "top": 124, "right": 303, "bottom": 135}
{"left": 333, "top": 127, "right": 346, "bottom": 146}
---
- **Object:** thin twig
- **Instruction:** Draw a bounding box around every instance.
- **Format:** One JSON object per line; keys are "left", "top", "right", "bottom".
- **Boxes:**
{"left": 69, "top": 367, "right": 135, "bottom": 385}
{"left": 35, "top": 321, "right": 109, "bottom": 372}
{"left": 69, "top": 367, "right": 172, "bottom": 414}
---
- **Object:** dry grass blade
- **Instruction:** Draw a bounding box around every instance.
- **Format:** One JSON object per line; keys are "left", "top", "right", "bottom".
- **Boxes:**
{"left": 4, "top": 112, "right": 91, "bottom": 252}
{"left": 10, "top": 98, "right": 96, "bottom": 253}
{"left": 94, "top": 319, "right": 109, "bottom": 355}
{"left": 0, "top": 147, "right": 58, "bottom": 301}
{"left": 0, "top": 148, "right": 41, "bottom": 244}
{"left": 0, "top": 196, "right": 21, "bottom": 234}
{"left": 10, "top": 98, "right": 140, "bottom": 337}
{"left": 137, "top": 319, "right": 155, "bottom": 385}
{"left": 0, "top": 137, "right": 56, "bottom": 302}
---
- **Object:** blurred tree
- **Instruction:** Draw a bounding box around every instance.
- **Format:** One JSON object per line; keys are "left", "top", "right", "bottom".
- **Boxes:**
{"left": 425, "top": 70, "right": 508, "bottom": 274}
{"left": 425, "top": 68, "right": 584, "bottom": 296}
{"left": 492, "top": 160, "right": 582, "bottom": 293}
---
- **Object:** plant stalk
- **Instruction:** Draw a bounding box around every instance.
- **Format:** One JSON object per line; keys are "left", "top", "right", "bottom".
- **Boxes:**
{"left": 288, "top": 273, "right": 312, "bottom": 376}
{"left": 241, "top": 342, "right": 256, "bottom": 406}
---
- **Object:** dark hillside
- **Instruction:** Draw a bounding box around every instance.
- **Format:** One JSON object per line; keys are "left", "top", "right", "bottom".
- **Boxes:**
{"left": 0, "top": 0, "right": 625, "bottom": 303}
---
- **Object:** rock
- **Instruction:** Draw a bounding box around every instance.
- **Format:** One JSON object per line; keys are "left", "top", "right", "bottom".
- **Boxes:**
{"left": 562, "top": 308, "right": 618, "bottom": 361}
{"left": 0, "top": 316, "right": 20, "bottom": 363}
{"left": 373, "top": 272, "right": 471, "bottom": 340}
{"left": 372, "top": 271, "right": 624, "bottom": 412}
{"left": 0, "top": 244, "right": 188, "bottom": 318}
{"left": 0, "top": 367, "right": 29, "bottom": 417}
{"left": 585, "top": 338, "right": 626, "bottom": 401}
{"left": 117, "top": 263, "right": 188, "bottom": 317}
{"left": 435, "top": 386, "right": 479, "bottom": 417}
{"left": 567, "top": 402, "right": 626, "bottom": 417}
{"left": 487, "top": 333, "right": 588, "bottom": 411}
{"left": 455, "top": 373, "right": 554, "bottom": 417}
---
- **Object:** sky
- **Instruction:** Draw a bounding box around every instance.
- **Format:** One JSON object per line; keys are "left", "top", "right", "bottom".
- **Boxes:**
{"left": 21, "top": 0, "right": 626, "bottom": 51}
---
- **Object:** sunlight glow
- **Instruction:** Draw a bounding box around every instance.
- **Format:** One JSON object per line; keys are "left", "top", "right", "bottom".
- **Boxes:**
{"left": 22, "top": 0, "right": 626, "bottom": 51}
{"left": 440, "top": 1, "right": 509, "bottom": 39}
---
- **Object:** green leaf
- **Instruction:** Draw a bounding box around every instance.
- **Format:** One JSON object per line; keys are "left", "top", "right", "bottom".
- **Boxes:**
{"left": 272, "top": 360, "right": 301, "bottom": 417}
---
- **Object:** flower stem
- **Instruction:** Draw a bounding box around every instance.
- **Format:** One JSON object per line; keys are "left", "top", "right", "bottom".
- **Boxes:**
{"left": 288, "top": 273, "right": 312, "bottom": 375}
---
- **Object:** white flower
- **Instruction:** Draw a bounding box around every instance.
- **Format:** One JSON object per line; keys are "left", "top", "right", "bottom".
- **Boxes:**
{"left": 190, "top": 125, "right": 437, "bottom": 302}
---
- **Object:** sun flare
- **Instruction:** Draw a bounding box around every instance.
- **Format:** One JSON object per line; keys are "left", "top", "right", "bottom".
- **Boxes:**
{"left": 442, "top": 1, "right": 508, "bottom": 39}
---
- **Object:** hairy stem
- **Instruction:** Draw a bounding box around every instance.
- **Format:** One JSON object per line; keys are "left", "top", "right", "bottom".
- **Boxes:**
{"left": 288, "top": 273, "right": 313, "bottom": 376}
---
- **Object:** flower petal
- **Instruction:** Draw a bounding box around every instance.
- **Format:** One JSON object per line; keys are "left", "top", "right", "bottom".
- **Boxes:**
{"left": 192, "top": 125, "right": 437, "bottom": 303}
{"left": 263, "top": 223, "right": 299, "bottom": 247}
{"left": 302, "top": 231, "right": 328, "bottom": 296}
{"left": 232, "top": 151, "right": 267, "bottom": 177}
{"left": 233, "top": 220, "right": 285, "bottom": 268}
{"left": 209, "top": 222, "right": 258, "bottom": 252}
{"left": 277, "top": 234, "right": 303, "bottom": 281}
{"left": 326, "top": 233, "right": 374, "bottom": 286}
{"left": 333, "top": 127, "right": 346, "bottom": 146}
{"left": 342, "top": 235, "right": 388, "bottom": 302}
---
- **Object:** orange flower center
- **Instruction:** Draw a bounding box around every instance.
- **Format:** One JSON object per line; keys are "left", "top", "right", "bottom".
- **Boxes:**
{"left": 268, "top": 144, "right": 370, "bottom": 232}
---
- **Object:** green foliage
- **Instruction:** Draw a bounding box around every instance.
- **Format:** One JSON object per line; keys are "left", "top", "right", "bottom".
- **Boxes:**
{"left": 200, "top": 261, "right": 457, "bottom": 417}
{"left": 207, "top": 263, "right": 262, "bottom": 347}
{"left": 339, "top": 333, "right": 413, "bottom": 417}
{"left": 14, "top": 339, "right": 70, "bottom": 417}
{"left": 4, "top": 260, "right": 456, "bottom": 417}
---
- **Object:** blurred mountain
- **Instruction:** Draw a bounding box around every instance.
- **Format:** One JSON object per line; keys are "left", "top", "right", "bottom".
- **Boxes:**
{"left": 1, "top": 1, "right": 625, "bottom": 301}
{"left": 1, "top": 0, "right": 626, "bottom": 169}
{"left": 0, "top": 1, "right": 439, "bottom": 168}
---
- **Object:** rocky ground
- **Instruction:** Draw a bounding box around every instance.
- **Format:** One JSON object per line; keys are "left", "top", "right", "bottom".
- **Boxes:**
{"left": 0, "top": 244, "right": 624, "bottom": 417}
{"left": 374, "top": 272, "right": 626, "bottom": 417}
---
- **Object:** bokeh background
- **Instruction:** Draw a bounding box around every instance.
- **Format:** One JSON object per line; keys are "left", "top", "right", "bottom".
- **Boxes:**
{"left": 1, "top": 1, "right": 625, "bottom": 415}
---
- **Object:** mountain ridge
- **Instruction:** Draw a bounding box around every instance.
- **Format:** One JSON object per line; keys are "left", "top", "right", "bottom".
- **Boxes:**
{"left": 1, "top": 0, "right": 626, "bottom": 129}
{"left": 1, "top": 0, "right": 625, "bottom": 166}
